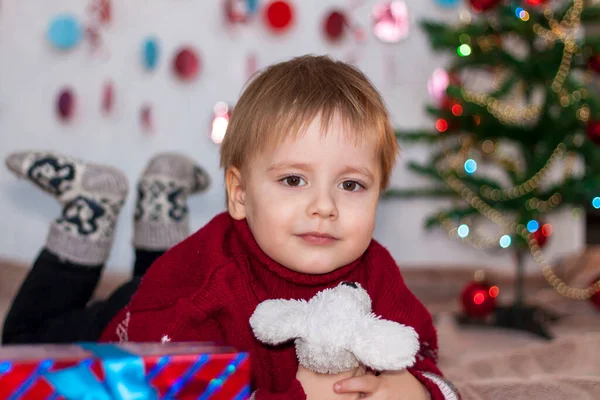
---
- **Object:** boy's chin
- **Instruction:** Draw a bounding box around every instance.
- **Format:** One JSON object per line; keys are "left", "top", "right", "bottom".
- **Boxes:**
{"left": 287, "top": 260, "right": 345, "bottom": 275}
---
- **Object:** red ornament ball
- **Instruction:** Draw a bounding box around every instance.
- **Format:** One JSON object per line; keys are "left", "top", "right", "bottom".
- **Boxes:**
{"left": 323, "top": 10, "right": 347, "bottom": 42}
{"left": 57, "top": 88, "right": 75, "bottom": 121}
{"left": 173, "top": 47, "right": 201, "bottom": 81}
{"left": 460, "top": 280, "right": 497, "bottom": 319}
{"left": 588, "top": 55, "right": 600, "bottom": 74}
{"left": 586, "top": 120, "right": 600, "bottom": 146}
{"left": 589, "top": 277, "right": 600, "bottom": 311}
{"left": 532, "top": 223, "right": 552, "bottom": 248}
{"left": 264, "top": 0, "right": 294, "bottom": 32}
{"left": 468, "top": 0, "right": 502, "bottom": 12}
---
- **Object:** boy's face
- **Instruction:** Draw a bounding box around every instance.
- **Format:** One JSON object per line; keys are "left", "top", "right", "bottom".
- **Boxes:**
{"left": 227, "top": 114, "right": 382, "bottom": 274}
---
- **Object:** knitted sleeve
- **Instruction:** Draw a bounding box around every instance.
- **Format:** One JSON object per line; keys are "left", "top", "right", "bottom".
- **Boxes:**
{"left": 99, "top": 294, "right": 225, "bottom": 344}
{"left": 369, "top": 248, "right": 460, "bottom": 400}
{"left": 99, "top": 236, "right": 228, "bottom": 343}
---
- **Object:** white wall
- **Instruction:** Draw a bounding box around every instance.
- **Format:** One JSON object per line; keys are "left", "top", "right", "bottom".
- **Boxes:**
{"left": 0, "top": 0, "right": 583, "bottom": 275}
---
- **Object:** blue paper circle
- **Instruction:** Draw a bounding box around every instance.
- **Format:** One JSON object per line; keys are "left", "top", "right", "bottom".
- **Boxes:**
{"left": 247, "top": 0, "right": 259, "bottom": 14}
{"left": 434, "top": 0, "right": 460, "bottom": 7}
{"left": 47, "top": 14, "right": 82, "bottom": 50}
{"left": 143, "top": 37, "right": 160, "bottom": 70}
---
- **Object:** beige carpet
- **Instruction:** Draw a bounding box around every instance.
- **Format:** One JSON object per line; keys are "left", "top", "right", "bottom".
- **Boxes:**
{"left": 2, "top": 250, "right": 600, "bottom": 399}
{"left": 443, "top": 332, "right": 600, "bottom": 400}
{"left": 416, "top": 249, "right": 600, "bottom": 399}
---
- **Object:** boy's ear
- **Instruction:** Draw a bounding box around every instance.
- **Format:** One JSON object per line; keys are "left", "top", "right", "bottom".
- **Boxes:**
{"left": 225, "top": 167, "right": 246, "bottom": 220}
{"left": 250, "top": 299, "right": 308, "bottom": 345}
{"left": 352, "top": 315, "right": 419, "bottom": 371}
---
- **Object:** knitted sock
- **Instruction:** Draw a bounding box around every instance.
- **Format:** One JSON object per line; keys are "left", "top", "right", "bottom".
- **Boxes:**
{"left": 5, "top": 151, "right": 128, "bottom": 266}
{"left": 133, "top": 152, "right": 210, "bottom": 251}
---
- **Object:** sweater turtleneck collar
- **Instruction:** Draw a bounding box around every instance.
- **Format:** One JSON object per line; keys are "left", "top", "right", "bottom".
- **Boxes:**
{"left": 231, "top": 216, "right": 365, "bottom": 296}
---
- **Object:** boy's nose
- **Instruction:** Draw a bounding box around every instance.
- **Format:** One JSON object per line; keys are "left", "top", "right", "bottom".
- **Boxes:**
{"left": 307, "top": 189, "right": 338, "bottom": 220}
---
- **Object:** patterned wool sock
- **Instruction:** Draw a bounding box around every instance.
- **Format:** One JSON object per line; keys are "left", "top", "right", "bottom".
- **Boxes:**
{"left": 133, "top": 152, "right": 210, "bottom": 251}
{"left": 5, "top": 151, "right": 128, "bottom": 266}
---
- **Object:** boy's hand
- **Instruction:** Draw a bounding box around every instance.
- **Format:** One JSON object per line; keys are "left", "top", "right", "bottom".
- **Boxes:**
{"left": 296, "top": 364, "right": 366, "bottom": 400}
{"left": 333, "top": 369, "right": 429, "bottom": 400}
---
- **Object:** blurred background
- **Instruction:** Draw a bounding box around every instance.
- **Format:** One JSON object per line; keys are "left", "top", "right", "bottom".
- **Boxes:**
{"left": 0, "top": 0, "right": 590, "bottom": 273}
{"left": 2, "top": 1, "right": 600, "bottom": 396}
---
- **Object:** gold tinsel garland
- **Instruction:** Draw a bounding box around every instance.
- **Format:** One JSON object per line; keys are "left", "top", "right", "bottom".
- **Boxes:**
{"left": 432, "top": 1, "right": 599, "bottom": 299}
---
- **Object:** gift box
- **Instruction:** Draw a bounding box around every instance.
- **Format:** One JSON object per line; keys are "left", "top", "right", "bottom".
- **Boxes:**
{"left": 0, "top": 342, "right": 251, "bottom": 399}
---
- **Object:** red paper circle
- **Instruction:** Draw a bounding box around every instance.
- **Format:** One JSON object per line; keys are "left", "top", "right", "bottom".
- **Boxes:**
{"left": 323, "top": 10, "right": 346, "bottom": 42}
{"left": 265, "top": 0, "right": 294, "bottom": 32}
{"left": 468, "top": 0, "right": 502, "bottom": 12}
{"left": 173, "top": 47, "right": 201, "bottom": 81}
{"left": 140, "top": 104, "right": 153, "bottom": 132}
{"left": 102, "top": 81, "right": 114, "bottom": 113}
{"left": 57, "top": 88, "right": 75, "bottom": 121}
{"left": 586, "top": 120, "right": 600, "bottom": 146}
{"left": 460, "top": 281, "right": 496, "bottom": 319}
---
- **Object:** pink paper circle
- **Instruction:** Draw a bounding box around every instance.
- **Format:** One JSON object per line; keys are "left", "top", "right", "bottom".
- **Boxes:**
{"left": 371, "top": 1, "right": 410, "bottom": 44}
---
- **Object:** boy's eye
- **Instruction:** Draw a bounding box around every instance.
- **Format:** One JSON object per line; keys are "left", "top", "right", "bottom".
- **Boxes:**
{"left": 340, "top": 180, "right": 363, "bottom": 192}
{"left": 281, "top": 175, "right": 306, "bottom": 187}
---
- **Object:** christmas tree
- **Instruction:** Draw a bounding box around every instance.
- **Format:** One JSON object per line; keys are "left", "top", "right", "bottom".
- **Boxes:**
{"left": 387, "top": 0, "right": 600, "bottom": 338}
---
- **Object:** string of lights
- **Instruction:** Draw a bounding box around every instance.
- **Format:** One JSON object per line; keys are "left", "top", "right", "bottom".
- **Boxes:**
{"left": 460, "top": 0, "right": 587, "bottom": 126}
{"left": 436, "top": 153, "right": 600, "bottom": 300}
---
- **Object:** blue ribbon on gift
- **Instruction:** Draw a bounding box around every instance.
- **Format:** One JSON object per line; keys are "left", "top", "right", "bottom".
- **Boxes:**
{"left": 43, "top": 343, "right": 158, "bottom": 400}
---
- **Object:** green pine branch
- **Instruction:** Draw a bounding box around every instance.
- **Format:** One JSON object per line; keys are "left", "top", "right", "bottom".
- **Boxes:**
{"left": 394, "top": 129, "right": 442, "bottom": 143}
{"left": 382, "top": 187, "right": 458, "bottom": 199}
{"left": 392, "top": 1, "right": 600, "bottom": 248}
{"left": 424, "top": 206, "right": 481, "bottom": 230}
{"left": 571, "top": 5, "right": 600, "bottom": 22}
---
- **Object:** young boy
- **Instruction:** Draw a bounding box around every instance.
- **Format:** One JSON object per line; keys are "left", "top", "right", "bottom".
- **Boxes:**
{"left": 101, "top": 55, "right": 459, "bottom": 400}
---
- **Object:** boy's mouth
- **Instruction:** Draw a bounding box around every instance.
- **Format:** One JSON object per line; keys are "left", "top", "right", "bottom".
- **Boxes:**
{"left": 296, "top": 232, "right": 338, "bottom": 245}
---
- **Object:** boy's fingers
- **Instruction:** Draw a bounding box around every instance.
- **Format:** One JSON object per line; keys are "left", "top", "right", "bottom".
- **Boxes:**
{"left": 334, "top": 374, "right": 379, "bottom": 394}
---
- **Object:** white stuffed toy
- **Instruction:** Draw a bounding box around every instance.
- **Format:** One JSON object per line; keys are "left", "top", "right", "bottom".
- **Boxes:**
{"left": 249, "top": 281, "right": 420, "bottom": 374}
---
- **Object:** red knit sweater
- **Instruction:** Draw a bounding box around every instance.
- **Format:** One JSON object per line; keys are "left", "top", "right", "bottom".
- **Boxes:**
{"left": 101, "top": 212, "right": 450, "bottom": 399}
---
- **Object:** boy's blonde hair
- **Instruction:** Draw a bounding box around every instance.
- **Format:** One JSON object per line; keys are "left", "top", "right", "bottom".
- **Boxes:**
{"left": 220, "top": 55, "right": 399, "bottom": 188}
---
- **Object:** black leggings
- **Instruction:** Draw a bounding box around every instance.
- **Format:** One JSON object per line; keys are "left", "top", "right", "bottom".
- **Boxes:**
{"left": 2, "top": 248, "right": 163, "bottom": 344}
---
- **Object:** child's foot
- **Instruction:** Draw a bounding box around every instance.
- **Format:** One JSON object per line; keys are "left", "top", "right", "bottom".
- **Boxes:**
{"left": 5, "top": 151, "right": 129, "bottom": 266}
{"left": 133, "top": 152, "right": 210, "bottom": 251}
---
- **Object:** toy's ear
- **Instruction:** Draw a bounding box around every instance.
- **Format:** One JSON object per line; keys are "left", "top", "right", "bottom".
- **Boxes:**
{"left": 249, "top": 299, "right": 308, "bottom": 346}
{"left": 351, "top": 314, "right": 420, "bottom": 371}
